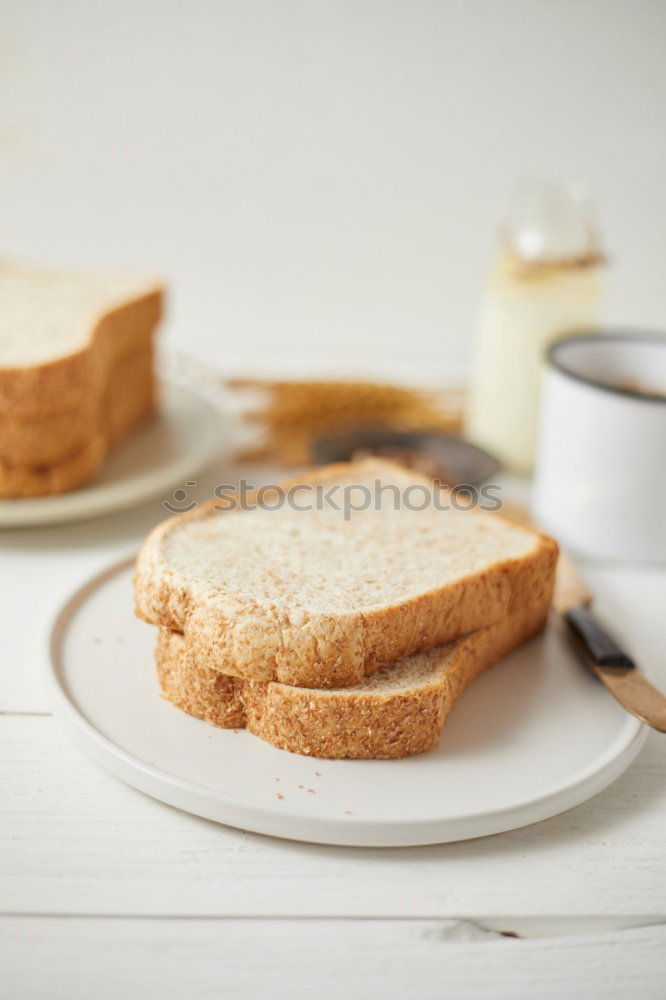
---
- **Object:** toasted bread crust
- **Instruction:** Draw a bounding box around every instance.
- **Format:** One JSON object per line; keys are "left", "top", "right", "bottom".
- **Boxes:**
{"left": 136, "top": 462, "right": 558, "bottom": 690}
{"left": 155, "top": 592, "right": 550, "bottom": 758}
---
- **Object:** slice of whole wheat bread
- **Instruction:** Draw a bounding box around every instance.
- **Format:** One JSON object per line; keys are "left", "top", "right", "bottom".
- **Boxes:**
{"left": 155, "top": 583, "right": 549, "bottom": 759}
{"left": 136, "top": 459, "right": 558, "bottom": 689}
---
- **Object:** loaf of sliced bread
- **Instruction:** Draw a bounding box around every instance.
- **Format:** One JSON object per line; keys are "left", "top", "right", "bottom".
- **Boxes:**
{"left": 156, "top": 582, "right": 549, "bottom": 758}
{"left": 136, "top": 459, "right": 558, "bottom": 689}
{"left": 0, "top": 346, "right": 155, "bottom": 466}
{"left": 0, "top": 260, "right": 162, "bottom": 496}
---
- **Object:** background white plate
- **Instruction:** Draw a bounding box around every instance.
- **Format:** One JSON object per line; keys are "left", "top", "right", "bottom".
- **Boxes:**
{"left": 48, "top": 559, "right": 646, "bottom": 847}
{"left": 0, "top": 382, "right": 224, "bottom": 528}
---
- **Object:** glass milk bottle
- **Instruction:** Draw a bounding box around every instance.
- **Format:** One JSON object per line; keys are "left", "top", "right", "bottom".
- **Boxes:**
{"left": 465, "top": 181, "right": 604, "bottom": 473}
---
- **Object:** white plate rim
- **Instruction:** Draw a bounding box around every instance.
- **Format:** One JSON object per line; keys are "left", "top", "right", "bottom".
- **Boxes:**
{"left": 0, "top": 382, "right": 222, "bottom": 528}
{"left": 46, "top": 557, "right": 647, "bottom": 847}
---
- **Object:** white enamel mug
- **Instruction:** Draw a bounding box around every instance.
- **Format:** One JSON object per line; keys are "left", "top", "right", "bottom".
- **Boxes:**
{"left": 533, "top": 332, "right": 666, "bottom": 561}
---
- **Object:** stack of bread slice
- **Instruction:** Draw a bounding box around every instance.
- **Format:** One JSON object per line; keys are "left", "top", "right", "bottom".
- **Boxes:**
{"left": 0, "top": 260, "right": 163, "bottom": 497}
{"left": 135, "top": 460, "right": 558, "bottom": 759}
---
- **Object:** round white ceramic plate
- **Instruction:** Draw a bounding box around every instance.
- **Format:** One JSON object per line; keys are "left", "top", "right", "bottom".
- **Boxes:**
{"left": 48, "top": 559, "right": 646, "bottom": 847}
{"left": 0, "top": 382, "right": 224, "bottom": 528}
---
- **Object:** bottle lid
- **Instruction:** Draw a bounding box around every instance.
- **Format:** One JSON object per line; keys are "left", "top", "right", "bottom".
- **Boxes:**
{"left": 503, "top": 180, "right": 602, "bottom": 264}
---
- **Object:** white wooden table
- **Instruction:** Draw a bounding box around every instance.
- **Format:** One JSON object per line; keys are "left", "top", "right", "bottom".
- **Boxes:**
{"left": 1, "top": 463, "right": 665, "bottom": 998}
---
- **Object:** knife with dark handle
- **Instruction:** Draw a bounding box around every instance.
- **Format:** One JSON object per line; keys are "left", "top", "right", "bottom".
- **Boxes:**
{"left": 563, "top": 605, "right": 666, "bottom": 732}
{"left": 501, "top": 504, "right": 666, "bottom": 732}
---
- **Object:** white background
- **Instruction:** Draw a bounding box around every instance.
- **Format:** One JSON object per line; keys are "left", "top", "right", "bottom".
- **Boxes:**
{"left": 1, "top": 0, "right": 665, "bottom": 376}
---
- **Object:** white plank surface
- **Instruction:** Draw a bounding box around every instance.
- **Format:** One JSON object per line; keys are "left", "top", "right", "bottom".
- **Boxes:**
{"left": 2, "top": 715, "right": 665, "bottom": 918}
{"left": 1, "top": 918, "right": 664, "bottom": 1000}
